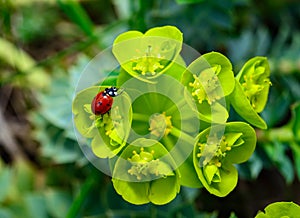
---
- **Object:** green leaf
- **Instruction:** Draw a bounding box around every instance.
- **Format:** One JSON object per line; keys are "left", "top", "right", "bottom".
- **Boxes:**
{"left": 24, "top": 193, "right": 47, "bottom": 218}
{"left": 255, "top": 202, "right": 300, "bottom": 218}
{"left": 31, "top": 112, "right": 83, "bottom": 164}
{"left": 66, "top": 174, "right": 97, "bottom": 218}
{"left": 38, "top": 75, "right": 73, "bottom": 132}
{"left": 45, "top": 190, "right": 72, "bottom": 218}
{"left": 265, "top": 141, "right": 294, "bottom": 184}
{"left": 290, "top": 142, "right": 300, "bottom": 181}
{"left": 112, "top": 26, "right": 183, "bottom": 83}
{"left": 291, "top": 102, "right": 300, "bottom": 140}
{"left": 57, "top": 0, "right": 94, "bottom": 37}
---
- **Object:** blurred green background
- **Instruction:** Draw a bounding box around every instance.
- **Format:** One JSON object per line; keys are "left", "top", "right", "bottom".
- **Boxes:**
{"left": 0, "top": 0, "right": 300, "bottom": 217}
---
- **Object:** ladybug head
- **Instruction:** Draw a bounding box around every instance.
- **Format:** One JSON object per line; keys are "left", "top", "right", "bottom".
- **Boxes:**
{"left": 105, "top": 87, "right": 118, "bottom": 97}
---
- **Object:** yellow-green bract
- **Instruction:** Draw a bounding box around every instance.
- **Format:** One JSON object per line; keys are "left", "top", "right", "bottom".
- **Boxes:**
{"left": 112, "top": 139, "right": 180, "bottom": 205}
{"left": 193, "top": 122, "right": 256, "bottom": 197}
{"left": 112, "top": 26, "right": 183, "bottom": 83}
{"left": 182, "top": 52, "right": 235, "bottom": 123}
{"left": 230, "top": 57, "right": 271, "bottom": 129}
{"left": 255, "top": 201, "right": 300, "bottom": 218}
{"left": 72, "top": 86, "right": 132, "bottom": 158}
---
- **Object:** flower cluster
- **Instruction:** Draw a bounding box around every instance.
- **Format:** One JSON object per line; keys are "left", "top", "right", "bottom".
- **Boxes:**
{"left": 72, "top": 26, "right": 270, "bottom": 205}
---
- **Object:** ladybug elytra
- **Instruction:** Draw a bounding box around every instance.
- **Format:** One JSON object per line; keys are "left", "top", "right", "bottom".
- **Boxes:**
{"left": 91, "top": 87, "right": 119, "bottom": 115}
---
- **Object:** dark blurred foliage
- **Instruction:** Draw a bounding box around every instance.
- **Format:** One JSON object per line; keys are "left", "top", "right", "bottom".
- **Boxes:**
{"left": 0, "top": 0, "right": 299, "bottom": 217}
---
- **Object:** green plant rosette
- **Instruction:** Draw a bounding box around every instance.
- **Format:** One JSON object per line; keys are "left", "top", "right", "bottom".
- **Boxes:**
{"left": 112, "top": 26, "right": 183, "bottom": 83}
{"left": 71, "top": 24, "right": 270, "bottom": 206}
{"left": 72, "top": 86, "right": 132, "bottom": 158}
{"left": 230, "top": 57, "right": 271, "bottom": 129}
{"left": 112, "top": 138, "right": 180, "bottom": 205}
{"left": 182, "top": 52, "right": 235, "bottom": 123}
{"left": 255, "top": 201, "right": 300, "bottom": 218}
{"left": 193, "top": 122, "right": 256, "bottom": 197}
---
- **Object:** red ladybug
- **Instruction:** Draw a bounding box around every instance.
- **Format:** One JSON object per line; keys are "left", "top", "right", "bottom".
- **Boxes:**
{"left": 91, "top": 87, "right": 119, "bottom": 115}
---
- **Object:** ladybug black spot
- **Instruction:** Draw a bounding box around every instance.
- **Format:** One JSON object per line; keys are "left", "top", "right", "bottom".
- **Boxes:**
{"left": 104, "top": 87, "right": 118, "bottom": 97}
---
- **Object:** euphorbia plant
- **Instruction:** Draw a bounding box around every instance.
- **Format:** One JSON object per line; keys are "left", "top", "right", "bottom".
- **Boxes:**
{"left": 72, "top": 25, "right": 271, "bottom": 205}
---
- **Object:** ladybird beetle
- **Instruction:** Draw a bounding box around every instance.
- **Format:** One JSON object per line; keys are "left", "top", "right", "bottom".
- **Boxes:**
{"left": 91, "top": 87, "right": 119, "bottom": 115}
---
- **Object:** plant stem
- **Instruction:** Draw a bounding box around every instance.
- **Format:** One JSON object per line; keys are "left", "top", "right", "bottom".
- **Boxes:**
{"left": 65, "top": 173, "right": 97, "bottom": 218}
{"left": 257, "top": 127, "right": 294, "bottom": 143}
{"left": 161, "top": 136, "right": 175, "bottom": 151}
{"left": 165, "top": 98, "right": 187, "bottom": 115}
{"left": 132, "top": 113, "right": 149, "bottom": 122}
{"left": 170, "top": 126, "right": 195, "bottom": 145}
